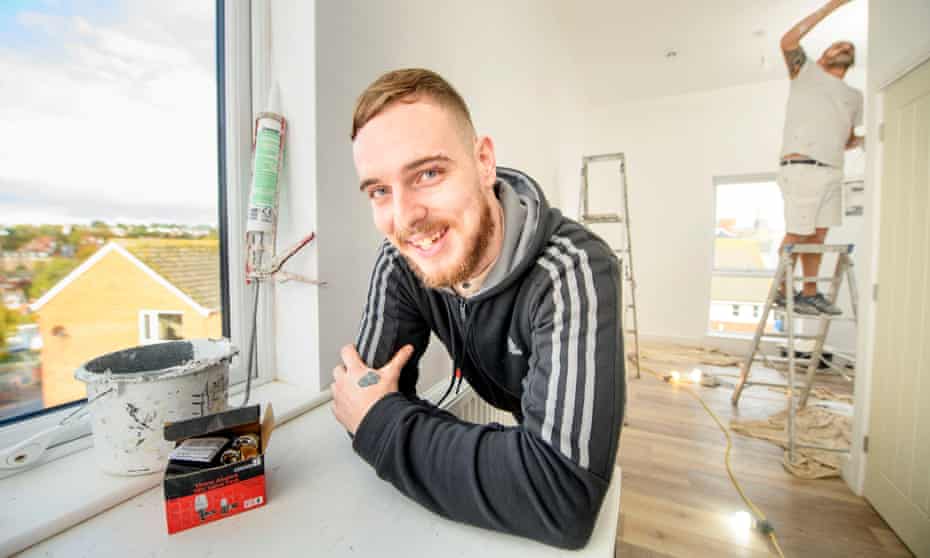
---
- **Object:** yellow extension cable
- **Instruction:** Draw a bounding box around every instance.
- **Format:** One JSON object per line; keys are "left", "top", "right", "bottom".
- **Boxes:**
{"left": 638, "top": 364, "right": 787, "bottom": 558}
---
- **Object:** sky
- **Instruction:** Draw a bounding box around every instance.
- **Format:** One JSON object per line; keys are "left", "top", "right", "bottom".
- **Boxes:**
{"left": 0, "top": 0, "right": 218, "bottom": 226}
{"left": 716, "top": 181, "right": 784, "bottom": 233}
{"left": 716, "top": 181, "right": 786, "bottom": 270}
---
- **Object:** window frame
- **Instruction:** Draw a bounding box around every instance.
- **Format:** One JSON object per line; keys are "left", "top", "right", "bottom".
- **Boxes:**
{"left": 0, "top": 0, "right": 255, "bottom": 479}
{"left": 137, "top": 310, "right": 185, "bottom": 345}
{"left": 708, "top": 173, "right": 782, "bottom": 337}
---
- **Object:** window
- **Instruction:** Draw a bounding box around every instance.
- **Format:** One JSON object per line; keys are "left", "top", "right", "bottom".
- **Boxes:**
{"left": 0, "top": 2, "right": 230, "bottom": 432}
{"left": 709, "top": 176, "right": 784, "bottom": 335}
{"left": 139, "top": 311, "right": 184, "bottom": 345}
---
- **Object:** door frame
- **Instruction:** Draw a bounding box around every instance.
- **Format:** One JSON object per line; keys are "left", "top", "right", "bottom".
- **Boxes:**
{"left": 846, "top": 49, "right": 930, "bottom": 496}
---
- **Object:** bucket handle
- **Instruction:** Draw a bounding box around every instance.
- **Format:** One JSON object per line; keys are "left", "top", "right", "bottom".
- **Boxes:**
{"left": 0, "top": 387, "right": 114, "bottom": 471}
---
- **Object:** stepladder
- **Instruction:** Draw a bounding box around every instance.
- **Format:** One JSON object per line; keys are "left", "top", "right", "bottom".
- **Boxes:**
{"left": 579, "top": 153, "right": 641, "bottom": 379}
{"left": 731, "top": 243, "right": 858, "bottom": 464}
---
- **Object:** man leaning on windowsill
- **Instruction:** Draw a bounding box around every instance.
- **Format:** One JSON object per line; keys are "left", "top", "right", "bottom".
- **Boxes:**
{"left": 329, "top": 69, "right": 626, "bottom": 550}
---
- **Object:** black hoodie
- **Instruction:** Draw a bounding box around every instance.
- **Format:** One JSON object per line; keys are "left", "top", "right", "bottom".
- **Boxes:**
{"left": 352, "top": 167, "right": 626, "bottom": 549}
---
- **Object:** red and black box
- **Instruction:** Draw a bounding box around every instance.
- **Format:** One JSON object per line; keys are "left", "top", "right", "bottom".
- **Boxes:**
{"left": 162, "top": 404, "right": 274, "bottom": 534}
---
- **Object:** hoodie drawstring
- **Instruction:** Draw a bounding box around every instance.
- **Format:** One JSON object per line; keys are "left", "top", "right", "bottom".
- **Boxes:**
{"left": 436, "top": 300, "right": 460, "bottom": 408}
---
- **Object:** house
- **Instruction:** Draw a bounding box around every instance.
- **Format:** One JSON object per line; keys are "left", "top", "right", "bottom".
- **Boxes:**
{"left": 1, "top": 275, "right": 29, "bottom": 310}
{"left": 19, "top": 236, "right": 57, "bottom": 259}
{"left": 29, "top": 239, "right": 222, "bottom": 408}
{"left": 709, "top": 237, "right": 775, "bottom": 334}
{"left": 1, "top": 236, "right": 58, "bottom": 272}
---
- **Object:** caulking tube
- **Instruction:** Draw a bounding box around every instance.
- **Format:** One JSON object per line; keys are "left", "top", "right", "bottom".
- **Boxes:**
{"left": 246, "top": 83, "right": 286, "bottom": 276}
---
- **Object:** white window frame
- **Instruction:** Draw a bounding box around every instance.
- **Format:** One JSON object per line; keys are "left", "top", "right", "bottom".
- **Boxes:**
{"left": 137, "top": 310, "right": 185, "bottom": 345}
{"left": 708, "top": 173, "right": 781, "bottom": 337}
{"left": 0, "top": 0, "right": 255, "bottom": 480}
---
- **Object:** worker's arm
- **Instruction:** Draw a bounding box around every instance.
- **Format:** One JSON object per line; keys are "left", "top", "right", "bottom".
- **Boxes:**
{"left": 847, "top": 92, "right": 866, "bottom": 150}
{"left": 352, "top": 240, "right": 431, "bottom": 397}
{"left": 781, "top": 0, "right": 849, "bottom": 78}
{"left": 349, "top": 231, "right": 625, "bottom": 549}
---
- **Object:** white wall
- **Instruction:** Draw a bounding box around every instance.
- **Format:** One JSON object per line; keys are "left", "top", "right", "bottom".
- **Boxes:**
{"left": 267, "top": 1, "right": 321, "bottom": 390}
{"left": 270, "top": 1, "right": 573, "bottom": 391}
{"left": 847, "top": 0, "right": 930, "bottom": 495}
{"left": 562, "top": 70, "right": 865, "bottom": 346}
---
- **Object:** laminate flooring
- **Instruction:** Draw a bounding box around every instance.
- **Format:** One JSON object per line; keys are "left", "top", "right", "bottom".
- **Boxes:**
{"left": 614, "top": 344, "right": 913, "bottom": 557}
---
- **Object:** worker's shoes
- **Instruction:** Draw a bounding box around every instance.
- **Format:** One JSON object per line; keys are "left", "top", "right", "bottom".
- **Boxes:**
{"left": 775, "top": 290, "right": 820, "bottom": 315}
{"left": 798, "top": 292, "right": 843, "bottom": 316}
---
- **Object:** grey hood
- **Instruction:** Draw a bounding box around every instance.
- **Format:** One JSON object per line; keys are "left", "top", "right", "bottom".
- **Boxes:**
{"left": 474, "top": 167, "right": 561, "bottom": 298}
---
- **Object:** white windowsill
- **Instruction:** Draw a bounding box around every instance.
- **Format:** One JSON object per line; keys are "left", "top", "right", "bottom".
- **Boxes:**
{"left": 0, "top": 380, "right": 330, "bottom": 557}
{"left": 11, "top": 384, "right": 622, "bottom": 558}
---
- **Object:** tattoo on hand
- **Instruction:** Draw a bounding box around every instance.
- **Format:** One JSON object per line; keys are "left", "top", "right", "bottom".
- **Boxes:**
{"left": 784, "top": 46, "right": 807, "bottom": 78}
{"left": 358, "top": 370, "right": 381, "bottom": 388}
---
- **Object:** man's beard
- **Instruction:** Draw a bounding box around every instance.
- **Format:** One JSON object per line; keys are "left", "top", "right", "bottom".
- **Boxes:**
{"left": 396, "top": 198, "right": 495, "bottom": 290}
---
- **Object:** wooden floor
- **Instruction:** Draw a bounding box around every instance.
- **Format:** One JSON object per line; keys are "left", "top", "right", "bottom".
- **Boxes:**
{"left": 613, "top": 349, "right": 913, "bottom": 558}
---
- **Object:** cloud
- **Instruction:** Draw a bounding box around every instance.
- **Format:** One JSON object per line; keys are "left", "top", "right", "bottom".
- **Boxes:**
{"left": 0, "top": 1, "right": 218, "bottom": 226}
{"left": 0, "top": 177, "right": 217, "bottom": 225}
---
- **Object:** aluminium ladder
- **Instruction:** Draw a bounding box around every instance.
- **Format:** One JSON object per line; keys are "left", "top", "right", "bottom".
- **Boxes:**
{"left": 731, "top": 243, "right": 858, "bottom": 464}
{"left": 579, "top": 153, "right": 641, "bottom": 379}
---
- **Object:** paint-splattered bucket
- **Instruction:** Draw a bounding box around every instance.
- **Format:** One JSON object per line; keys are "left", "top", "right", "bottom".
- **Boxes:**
{"left": 75, "top": 338, "right": 238, "bottom": 476}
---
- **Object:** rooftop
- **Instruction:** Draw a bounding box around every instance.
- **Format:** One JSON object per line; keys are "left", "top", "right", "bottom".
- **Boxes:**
{"left": 117, "top": 239, "right": 221, "bottom": 311}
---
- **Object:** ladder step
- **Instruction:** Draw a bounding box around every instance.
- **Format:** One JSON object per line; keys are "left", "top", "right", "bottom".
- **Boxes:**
{"left": 792, "top": 276, "right": 841, "bottom": 283}
{"left": 623, "top": 328, "right": 638, "bottom": 334}
{"left": 581, "top": 213, "right": 624, "bottom": 224}
{"left": 774, "top": 313, "right": 856, "bottom": 321}
{"left": 784, "top": 244, "right": 854, "bottom": 254}
{"left": 753, "top": 355, "right": 814, "bottom": 364}
{"left": 759, "top": 333, "right": 821, "bottom": 340}
{"left": 739, "top": 380, "right": 790, "bottom": 388}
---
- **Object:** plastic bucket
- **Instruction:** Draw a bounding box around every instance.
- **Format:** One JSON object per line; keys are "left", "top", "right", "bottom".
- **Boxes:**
{"left": 75, "top": 338, "right": 238, "bottom": 476}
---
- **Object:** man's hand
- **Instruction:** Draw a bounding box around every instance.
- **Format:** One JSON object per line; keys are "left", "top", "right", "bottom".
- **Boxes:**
{"left": 846, "top": 129, "right": 865, "bottom": 150}
{"left": 781, "top": 0, "right": 851, "bottom": 78}
{"left": 331, "top": 343, "right": 414, "bottom": 435}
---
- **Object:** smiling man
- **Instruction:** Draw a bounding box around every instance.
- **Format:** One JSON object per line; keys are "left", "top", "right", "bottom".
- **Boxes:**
{"left": 329, "top": 68, "right": 625, "bottom": 549}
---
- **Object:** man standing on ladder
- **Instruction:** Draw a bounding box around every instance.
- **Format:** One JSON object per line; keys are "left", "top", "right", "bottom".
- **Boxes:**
{"left": 776, "top": 0, "right": 863, "bottom": 315}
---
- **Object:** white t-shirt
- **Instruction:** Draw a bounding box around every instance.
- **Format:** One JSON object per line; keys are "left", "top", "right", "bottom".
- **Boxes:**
{"left": 781, "top": 60, "right": 863, "bottom": 167}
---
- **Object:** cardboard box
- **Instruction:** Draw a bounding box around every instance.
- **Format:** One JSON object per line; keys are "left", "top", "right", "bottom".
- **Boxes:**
{"left": 162, "top": 404, "right": 274, "bottom": 534}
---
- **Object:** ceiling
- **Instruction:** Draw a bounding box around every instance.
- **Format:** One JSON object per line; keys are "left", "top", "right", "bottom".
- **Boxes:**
{"left": 551, "top": 0, "right": 869, "bottom": 107}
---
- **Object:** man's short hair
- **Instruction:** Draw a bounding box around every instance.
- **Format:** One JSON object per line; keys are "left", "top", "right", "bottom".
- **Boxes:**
{"left": 824, "top": 40, "right": 856, "bottom": 67}
{"left": 351, "top": 68, "right": 475, "bottom": 140}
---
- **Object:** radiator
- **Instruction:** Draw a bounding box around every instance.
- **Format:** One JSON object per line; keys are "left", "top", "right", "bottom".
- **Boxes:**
{"left": 429, "top": 383, "right": 516, "bottom": 426}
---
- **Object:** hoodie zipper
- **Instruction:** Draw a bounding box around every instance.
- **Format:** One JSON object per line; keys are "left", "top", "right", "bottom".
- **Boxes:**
{"left": 455, "top": 296, "right": 518, "bottom": 402}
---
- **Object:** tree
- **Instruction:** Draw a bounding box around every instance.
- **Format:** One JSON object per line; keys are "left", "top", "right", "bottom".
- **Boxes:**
{"left": 27, "top": 258, "right": 81, "bottom": 300}
{"left": 1, "top": 225, "right": 37, "bottom": 251}
{"left": 0, "top": 305, "right": 28, "bottom": 358}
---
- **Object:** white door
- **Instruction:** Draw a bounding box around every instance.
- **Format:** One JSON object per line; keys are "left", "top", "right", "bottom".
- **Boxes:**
{"left": 865, "top": 57, "right": 930, "bottom": 558}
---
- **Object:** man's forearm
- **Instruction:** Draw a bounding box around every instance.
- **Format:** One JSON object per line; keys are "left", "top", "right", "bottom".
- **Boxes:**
{"left": 782, "top": 0, "right": 849, "bottom": 50}
{"left": 352, "top": 393, "right": 612, "bottom": 549}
